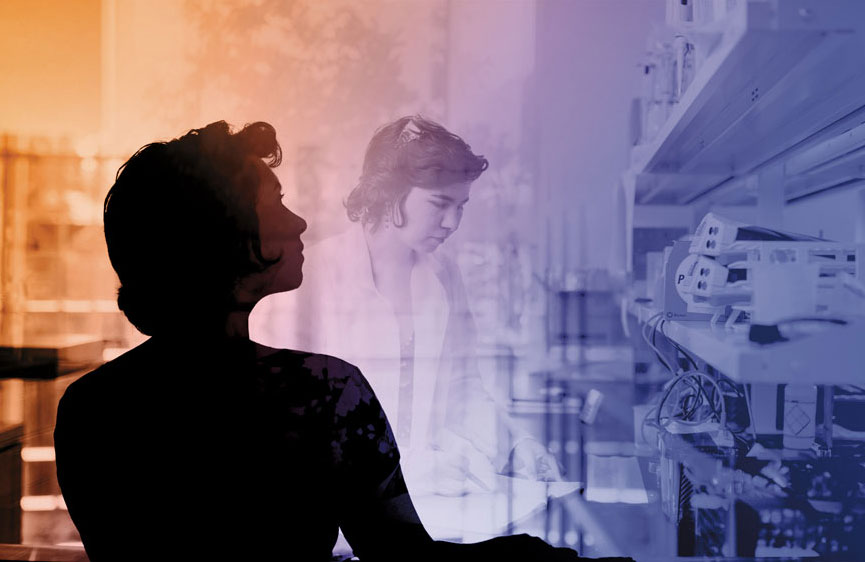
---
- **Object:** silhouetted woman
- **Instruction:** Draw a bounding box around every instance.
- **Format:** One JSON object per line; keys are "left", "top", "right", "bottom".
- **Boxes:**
{"left": 53, "top": 122, "right": 591, "bottom": 561}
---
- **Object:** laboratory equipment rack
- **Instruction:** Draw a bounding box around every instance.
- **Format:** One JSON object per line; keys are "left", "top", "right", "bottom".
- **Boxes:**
{"left": 655, "top": 430, "right": 865, "bottom": 558}
{"left": 626, "top": 301, "right": 865, "bottom": 385}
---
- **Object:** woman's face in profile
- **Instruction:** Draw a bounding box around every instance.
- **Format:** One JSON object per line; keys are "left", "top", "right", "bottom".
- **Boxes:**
{"left": 248, "top": 159, "right": 307, "bottom": 298}
{"left": 392, "top": 181, "right": 471, "bottom": 254}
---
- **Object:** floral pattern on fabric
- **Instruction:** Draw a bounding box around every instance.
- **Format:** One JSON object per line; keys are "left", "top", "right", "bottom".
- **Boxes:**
{"left": 253, "top": 351, "right": 401, "bottom": 493}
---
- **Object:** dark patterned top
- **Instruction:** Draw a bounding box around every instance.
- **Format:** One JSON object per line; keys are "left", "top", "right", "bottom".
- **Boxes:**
{"left": 54, "top": 337, "right": 431, "bottom": 562}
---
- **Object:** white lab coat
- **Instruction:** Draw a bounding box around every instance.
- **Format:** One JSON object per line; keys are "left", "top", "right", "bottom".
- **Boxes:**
{"left": 250, "top": 227, "right": 503, "bottom": 475}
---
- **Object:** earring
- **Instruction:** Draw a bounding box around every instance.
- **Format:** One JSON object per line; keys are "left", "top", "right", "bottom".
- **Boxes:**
{"left": 382, "top": 203, "right": 392, "bottom": 229}
{"left": 392, "top": 201, "right": 404, "bottom": 228}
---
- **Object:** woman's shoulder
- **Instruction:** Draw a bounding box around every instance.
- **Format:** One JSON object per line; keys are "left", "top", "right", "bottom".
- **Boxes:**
{"left": 260, "top": 350, "right": 379, "bottom": 418}
{"left": 61, "top": 340, "right": 157, "bottom": 400}
{"left": 260, "top": 349, "right": 367, "bottom": 388}
{"left": 55, "top": 340, "right": 169, "bottom": 434}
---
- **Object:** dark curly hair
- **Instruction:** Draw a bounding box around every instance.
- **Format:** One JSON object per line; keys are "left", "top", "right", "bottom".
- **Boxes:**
{"left": 104, "top": 121, "right": 282, "bottom": 336}
{"left": 345, "top": 116, "right": 488, "bottom": 229}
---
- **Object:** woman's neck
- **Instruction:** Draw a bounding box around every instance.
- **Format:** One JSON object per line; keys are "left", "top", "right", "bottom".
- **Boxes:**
{"left": 154, "top": 311, "right": 249, "bottom": 346}
{"left": 363, "top": 224, "right": 417, "bottom": 292}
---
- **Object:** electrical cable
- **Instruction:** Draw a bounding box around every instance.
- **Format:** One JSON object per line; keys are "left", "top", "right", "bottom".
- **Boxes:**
{"left": 642, "top": 312, "right": 675, "bottom": 373}
{"left": 743, "top": 383, "right": 758, "bottom": 442}
{"left": 640, "top": 405, "right": 660, "bottom": 448}
{"left": 656, "top": 370, "right": 727, "bottom": 430}
{"left": 640, "top": 314, "right": 734, "bottom": 440}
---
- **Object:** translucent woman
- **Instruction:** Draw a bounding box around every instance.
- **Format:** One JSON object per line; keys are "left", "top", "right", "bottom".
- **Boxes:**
{"left": 252, "top": 116, "right": 560, "bottom": 500}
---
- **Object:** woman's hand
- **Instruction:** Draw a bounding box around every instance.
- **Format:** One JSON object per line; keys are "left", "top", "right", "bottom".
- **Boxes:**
{"left": 511, "top": 438, "right": 564, "bottom": 481}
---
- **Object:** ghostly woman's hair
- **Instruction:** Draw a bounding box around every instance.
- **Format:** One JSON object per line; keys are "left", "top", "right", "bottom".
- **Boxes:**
{"left": 345, "top": 115, "right": 488, "bottom": 229}
{"left": 103, "top": 121, "right": 282, "bottom": 336}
